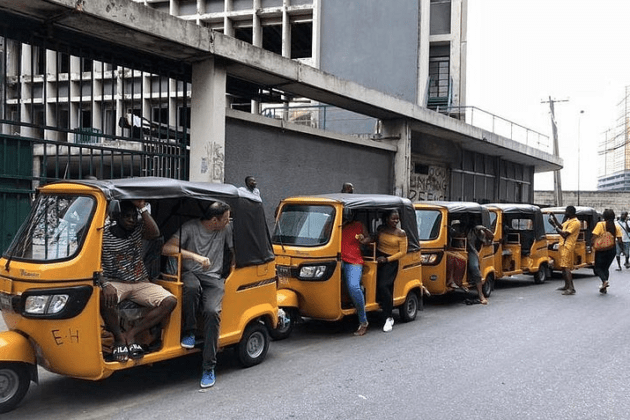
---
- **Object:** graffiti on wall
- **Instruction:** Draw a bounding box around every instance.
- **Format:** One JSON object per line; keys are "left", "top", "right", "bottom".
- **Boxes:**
{"left": 409, "top": 165, "right": 448, "bottom": 201}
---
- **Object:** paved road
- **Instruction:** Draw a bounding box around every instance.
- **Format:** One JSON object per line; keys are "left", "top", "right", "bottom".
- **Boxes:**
{"left": 3, "top": 268, "right": 630, "bottom": 419}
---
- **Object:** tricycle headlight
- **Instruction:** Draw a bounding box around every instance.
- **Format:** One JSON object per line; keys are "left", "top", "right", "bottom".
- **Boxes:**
{"left": 420, "top": 252, "right": 442, "bottom": 266}
{"left": 296, "top": 261, "right": 337, "bottom": 281}
{"left": 24, "top": 295, "right": 50, "bottom": 314}
{"left": 24, "top": 294, "right": 69, "bottom": 315}
{"left": 421, "top": 253, "right": 438, "bottom": 264}
{"left": 299, "top": 265, "right": 327, "bottom": 279}
{"left": 21, "top": 286, "right": 93, "bottom": 319}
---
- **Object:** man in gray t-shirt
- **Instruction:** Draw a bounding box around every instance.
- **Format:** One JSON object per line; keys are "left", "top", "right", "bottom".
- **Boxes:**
{"left": 163, "top": 202, "right": 233, "bottom": 388}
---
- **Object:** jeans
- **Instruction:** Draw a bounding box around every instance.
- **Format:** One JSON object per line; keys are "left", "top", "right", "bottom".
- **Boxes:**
{"left": 182, "top": 271, "right": 225, "bottom": 371}
{"left": 342, "top": 262, "right": 367, "bottom": 324}
{"left": 467, "top": 251, "right": 482, "bottom": 285}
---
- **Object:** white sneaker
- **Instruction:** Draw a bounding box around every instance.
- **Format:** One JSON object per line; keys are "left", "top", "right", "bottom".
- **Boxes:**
{"left": 383, "top": 317, "right": 394, "bottom": 332}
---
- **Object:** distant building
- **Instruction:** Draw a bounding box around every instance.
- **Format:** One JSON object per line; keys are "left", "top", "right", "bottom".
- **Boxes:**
{"left": 598, "top": 86, "right": 630, "bottom": 191}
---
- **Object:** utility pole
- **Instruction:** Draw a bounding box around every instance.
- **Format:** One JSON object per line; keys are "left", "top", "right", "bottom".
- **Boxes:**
{"left": 541, "top": 96, "right": 568, "bottom": 206}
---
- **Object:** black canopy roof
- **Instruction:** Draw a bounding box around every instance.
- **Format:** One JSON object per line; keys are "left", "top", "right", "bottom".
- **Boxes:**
{"left": 305, "top": 193, "right": 420, "bottom": 252}
{"left": 487, "top": 203, "right": 541, "bottom": 215}
{"left": 49, "top": 177, "right": 274, "bottom": 268}
{"left": 487, "top": 203, "right": 546, "bottom": 241}
{"left": 421, "top": 201, "right": 492, "bottom": 228}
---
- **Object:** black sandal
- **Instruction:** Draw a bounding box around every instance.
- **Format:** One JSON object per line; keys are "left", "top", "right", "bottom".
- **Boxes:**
{"left": 128, "top": 343, "right": 145, "bottom": 360}
{"left": 113, "top": 344, "right": 129, "bottom": 362}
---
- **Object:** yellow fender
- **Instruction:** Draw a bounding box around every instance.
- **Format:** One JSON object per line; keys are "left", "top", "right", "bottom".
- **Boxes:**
{"left": 277, "top": 289, "right": 299, "bottom": 308}
{"left": 402, "top": 279, "right": 423, "bottom": 299}
{"left": 0, "top": 331, "right": 36, "bottom": 365}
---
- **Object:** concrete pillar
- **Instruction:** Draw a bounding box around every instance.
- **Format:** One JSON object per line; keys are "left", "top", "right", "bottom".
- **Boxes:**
{"left": 312, "top": 0, "right": 321, "bottom": 69}
{"left": 115, "top": 66, "right": 124, "bottom": 138}
{"left": 251, "top": 0, "right": 262, "bottom": 114}
{"left": 450, "top": 0, "right": 466, "bottom": 107}
{"left": 381, "top": 119, "right": 411, "bottom": 197}
{"left": 224, "top": 0, "right": 234, "bottom": 37}
{"left": 417, "top": 0, "right": 430, "bottom": 107}
{"left": 282, "top": 0, "right": 290, "bottom": 58}
{"left": 190, "top": 57, "right": 226, "bottom": 183}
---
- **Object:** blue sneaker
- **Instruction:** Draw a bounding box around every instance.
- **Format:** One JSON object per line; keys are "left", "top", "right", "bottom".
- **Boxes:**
{"left": 181, "top": 333, "right": 195, "bottom": 349}
{"left": 200, "top": 369, "right": 215, "bottom": 388}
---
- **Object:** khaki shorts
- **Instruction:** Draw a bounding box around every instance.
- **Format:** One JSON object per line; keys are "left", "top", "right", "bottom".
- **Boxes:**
{"left": 110, "top": 281, "right": 174, "bottom": 307}
{"left": 558, "top": 246, "right": 575, "bottom": 270}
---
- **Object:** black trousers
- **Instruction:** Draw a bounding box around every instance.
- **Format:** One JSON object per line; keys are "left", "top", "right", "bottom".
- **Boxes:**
{"left": 376, "top": 258, "right": 399, "bottom": 318}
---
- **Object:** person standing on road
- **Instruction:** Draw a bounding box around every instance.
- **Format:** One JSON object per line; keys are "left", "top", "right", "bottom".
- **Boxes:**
{"left": 614, "top": 211, "right": 630, "bottom": 271}
{"left": 376, "top": 209, "right": 407, "bottom": 332}
{"left": 549, "top": 205, "right": 581, "bottom": 296}
{"left": 341, "top": 210, "right": 371, "bottom": 336}
{"left": 163, "top": 202, "right": 234, "bottom": 388}
{"left": 592, "top": 209, "right": 623, "bottom": 294}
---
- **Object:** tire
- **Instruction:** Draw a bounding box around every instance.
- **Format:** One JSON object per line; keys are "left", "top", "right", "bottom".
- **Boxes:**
{"left": 237, "top": 322, "right": 270, "bottom": 368}
{"left": 481, "top": 273, "right": 494, "bottom": 298}
{"left": 0, "top": 363, "right": 31, "bottom": 414}
{"left": 268, "top": 308, "right": 294, "bottom": 341}
{"left": 398, "top": 291, "right": 419, "bottom": 323}
{"left": 534, "top": 263, "right": 548, "bottom": 284}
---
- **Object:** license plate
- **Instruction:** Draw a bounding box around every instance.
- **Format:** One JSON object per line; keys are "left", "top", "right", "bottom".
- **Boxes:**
{"left": 276, "top": 265, "right": 292, "bottom": 278}
{"left": 276, "top": 266, "right": 292, "bottom": 286}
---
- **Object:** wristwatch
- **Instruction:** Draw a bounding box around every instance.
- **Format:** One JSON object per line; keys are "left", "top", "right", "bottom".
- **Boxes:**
{"left": 139, "top": 204, "right": 150, "bottom": 214}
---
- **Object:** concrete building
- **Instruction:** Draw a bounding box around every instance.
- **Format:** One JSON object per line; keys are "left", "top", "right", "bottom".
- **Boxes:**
{"left": 598, "top": 86, "right": 630, "bottom": 191}
{"left": 0, "top": 0, "right": 560, "bottom": 250}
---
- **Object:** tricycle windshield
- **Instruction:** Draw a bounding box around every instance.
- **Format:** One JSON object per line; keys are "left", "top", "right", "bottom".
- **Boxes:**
{"left": 4, "top": 194, "right": 95, "bottom": 261}
{"left": 543, "top": 212, "right": 563, "bottom": 234}
{"left": 272, "top": 204, "right": 335, "bottom": 246}
{"left": 415, "top": 209, "right": 442, "bottom": 240}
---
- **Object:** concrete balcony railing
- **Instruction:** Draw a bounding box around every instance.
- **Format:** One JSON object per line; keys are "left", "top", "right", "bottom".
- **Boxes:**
{"left": 436, "top": 105, "right": 552, "bottom": 154}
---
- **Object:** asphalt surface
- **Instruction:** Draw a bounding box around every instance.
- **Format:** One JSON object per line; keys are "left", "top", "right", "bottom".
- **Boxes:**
{"left": 3, "top": 267, "right": 630, "bottom": 419}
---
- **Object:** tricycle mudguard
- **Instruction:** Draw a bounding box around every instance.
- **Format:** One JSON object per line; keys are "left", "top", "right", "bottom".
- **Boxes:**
{"left": 277, "top": 289, "right": 299, "bottom": 308}
{"left": 0, "top": 330, "right": 36, "bottom": 365}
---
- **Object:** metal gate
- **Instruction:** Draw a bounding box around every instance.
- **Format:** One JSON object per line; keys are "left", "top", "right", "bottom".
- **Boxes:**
{"left": 0, "top": 15, "right": 192, "bottom": 252}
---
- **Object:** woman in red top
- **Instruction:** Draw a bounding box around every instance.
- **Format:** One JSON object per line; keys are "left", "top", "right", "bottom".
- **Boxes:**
{"left": 341, "top": 210, "right": 372, "bottom": 336}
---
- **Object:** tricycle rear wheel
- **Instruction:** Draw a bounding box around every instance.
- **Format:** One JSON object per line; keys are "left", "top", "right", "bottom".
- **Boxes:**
{"left": 398, "top": 291, "right": 419, "bottom": 323}
{"left": 482, "top": 273, "right": 494, "bottom": 298}
{"left": 533, "top": 263, "right": 548, "bottom": 284}
{"left": 0, "top": 362, "right": 30, "bottom": 414}
{"left": 237, "top": 321, "right": 270, "bottom": 368}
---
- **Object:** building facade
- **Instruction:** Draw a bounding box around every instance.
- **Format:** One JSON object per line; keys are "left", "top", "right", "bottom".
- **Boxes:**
{"left": 0, "top": 0, "right": 559, "bottom": 251}
{"left": 598, "top": 86, "right": 630, "bottom": 191}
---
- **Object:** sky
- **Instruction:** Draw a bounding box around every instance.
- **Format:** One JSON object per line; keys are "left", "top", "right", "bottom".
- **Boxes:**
{"left": 466, "top": 0, "right": 630, "bottom": 191}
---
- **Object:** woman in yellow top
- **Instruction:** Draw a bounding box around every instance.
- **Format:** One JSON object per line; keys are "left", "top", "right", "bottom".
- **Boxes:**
{"left": 592, "top": 209, "right": 623, "bottom": 294}
{"left": 376, "top": 209, "right": 407, "bottom": 332}
{"left": 549, "top": 206, "right": 582, "bottom": 295}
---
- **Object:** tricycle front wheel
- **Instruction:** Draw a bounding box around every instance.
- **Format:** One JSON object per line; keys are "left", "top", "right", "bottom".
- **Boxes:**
{"left": 268, "top": 308, "right": 295, "bottom": 341}
{"left": 0, "top": 362, "right": 31, "bottom": 414}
